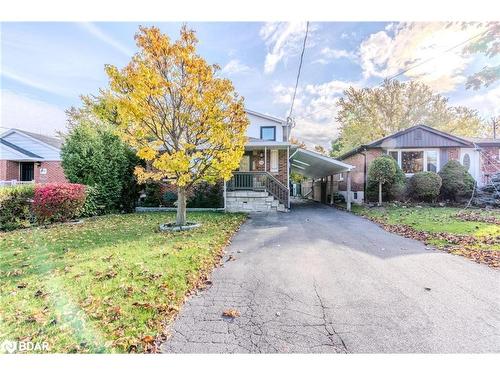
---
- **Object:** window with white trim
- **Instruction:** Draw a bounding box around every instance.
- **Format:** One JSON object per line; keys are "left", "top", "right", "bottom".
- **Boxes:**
{"left": 387, "top": 149, "right": 440, "bottom": 175}
{"left": 270, "top": 149, "right": 279, "bottom": 172}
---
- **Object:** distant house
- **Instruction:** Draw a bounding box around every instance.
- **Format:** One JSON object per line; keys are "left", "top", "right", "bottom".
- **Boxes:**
{"left": 336, "top": 124, "right": 500, "bottom": 203}
{"left": 0, "top": 128, "right": 67, "bottom": 185}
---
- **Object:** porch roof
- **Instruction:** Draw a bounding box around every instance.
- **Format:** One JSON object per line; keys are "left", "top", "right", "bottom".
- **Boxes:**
{"left": 245, "top": 138, "right": 291, "bottom": 149}
{"left": 290, "top": 148, "right": 354, "bottom": 178}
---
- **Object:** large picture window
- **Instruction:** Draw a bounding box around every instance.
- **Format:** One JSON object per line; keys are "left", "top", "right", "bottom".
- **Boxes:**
{"left": 427, "top": 151, "right": 438, "bottom": 172}
{"left": 401, "top": 151, "right": 424, "bottom": 174}
{"left": 389, "top": 149, "right": 440, "bottom": 175}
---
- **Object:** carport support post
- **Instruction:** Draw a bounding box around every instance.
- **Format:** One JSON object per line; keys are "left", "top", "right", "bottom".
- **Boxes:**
{"left": 346, "top": 171, "right": 352, "bottom": 212}
{"left": 329, "top": 175, "right": 334, "bottom": 205}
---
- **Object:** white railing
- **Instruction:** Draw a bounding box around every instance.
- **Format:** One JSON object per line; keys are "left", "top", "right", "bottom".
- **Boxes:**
{"left": 0, "top": 180, "right": 35, "bottom": 187}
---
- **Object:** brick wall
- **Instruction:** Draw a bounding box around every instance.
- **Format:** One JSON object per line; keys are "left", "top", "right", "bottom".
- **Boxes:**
{"left": 34, "top": 161, "right": 67, "bottom": 183}
{"left": 0, "top": 160, "right": 20, "bottom": 180}
{"left": 338, "top": 148, "right": 383, "bottom": 192}
{"left": 448, "top": 148, "right": 459, "bottom": 161}
{"left": 480, "top": 146, "right": 500, "bottom": 184}
{"left": 251, "top": 148, "right": 288, "bottom": 185}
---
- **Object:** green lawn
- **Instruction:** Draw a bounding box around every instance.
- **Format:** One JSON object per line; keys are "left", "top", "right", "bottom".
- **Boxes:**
{"left": 0, "top": 211, "right": 246, "bottom": 353}
{"left": 349, "top": 204, "right": 500, "bottom": 266}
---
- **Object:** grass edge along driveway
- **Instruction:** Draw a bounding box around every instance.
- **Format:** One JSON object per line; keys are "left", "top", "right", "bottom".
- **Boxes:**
{"left": 0, "top": 211, "right": 246, "bottom": 353}
{"left": 348, "top": 205, "right": 499, "bottom": 268}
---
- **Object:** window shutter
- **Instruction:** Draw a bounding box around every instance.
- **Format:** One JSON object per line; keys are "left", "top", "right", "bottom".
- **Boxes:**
{"left": 270, "top": 149, "right": 279, "bottom": 172}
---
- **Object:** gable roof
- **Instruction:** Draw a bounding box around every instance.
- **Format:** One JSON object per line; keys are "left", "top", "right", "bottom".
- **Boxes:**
{"left": 0, "top": 138, "right": 43, "bottom": 159}
{"left": 245, "top": 109, "right": 286, "bottom": 125}
{"left": 339, "top": 124, "right": 474, "bottom": 160}
{"left": 5, "top": 128, "right": 63, "bottom": 149}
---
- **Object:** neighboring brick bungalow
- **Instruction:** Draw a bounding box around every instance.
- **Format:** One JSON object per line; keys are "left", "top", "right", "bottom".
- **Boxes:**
{"left": 0, "top": 128, "right": 67, "bottom": 185}
{"left": 337, "top": 124, "right": 500, "bottom": 203}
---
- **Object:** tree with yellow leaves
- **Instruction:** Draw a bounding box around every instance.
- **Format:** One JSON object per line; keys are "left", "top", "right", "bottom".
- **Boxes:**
{"left": 105, "top": 26, "right": 249, "bottom": 225}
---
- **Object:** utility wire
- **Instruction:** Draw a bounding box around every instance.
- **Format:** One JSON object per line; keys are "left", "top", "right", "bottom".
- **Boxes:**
{"left": 288, "top": 21, "right": 309, "bottom": 120}
{"left": 299, "top": 28, "right": 489, "bottom": 121}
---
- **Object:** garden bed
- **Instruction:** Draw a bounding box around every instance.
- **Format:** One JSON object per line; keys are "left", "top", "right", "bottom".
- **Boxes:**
{"left": 345, "top": 204, "right": 500, "bottom": 268}
{"left": 0, "top": 211, "right": 246, "bottom": 353}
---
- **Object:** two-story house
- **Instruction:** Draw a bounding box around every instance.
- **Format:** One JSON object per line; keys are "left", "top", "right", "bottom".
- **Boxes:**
{"left": 225, "top": 110, "right": 355, "bottom": 212}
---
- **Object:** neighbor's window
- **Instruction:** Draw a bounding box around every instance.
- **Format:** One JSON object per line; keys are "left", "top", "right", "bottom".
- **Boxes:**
{"left": 401, "top": 151, "right": 424, "bottom": 173}
{"left": 270, "top": 149, "right": 279, "bottom": 172}
{"left": 426, "top": 150, "right": 438, "bottom": 172}
{"left": 260, "top": 126, "right": 276, "bottom": 141}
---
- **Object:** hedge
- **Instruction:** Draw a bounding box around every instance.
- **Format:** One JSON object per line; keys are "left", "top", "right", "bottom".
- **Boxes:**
{"left": 0, "top": 184, "right": 35, "bottom": 231}
{"left": 0, "top": 183, "right": 91, "bottom": 231}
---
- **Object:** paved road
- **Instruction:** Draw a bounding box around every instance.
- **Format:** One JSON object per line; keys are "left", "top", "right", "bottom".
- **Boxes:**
{"left": 161, "top": 200, "right": 500, "bottom": 353}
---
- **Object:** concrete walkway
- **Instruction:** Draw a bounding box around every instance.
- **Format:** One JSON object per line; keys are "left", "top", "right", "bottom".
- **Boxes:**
{"left": 161, "top": 200, "right": 500, "bottom": 353}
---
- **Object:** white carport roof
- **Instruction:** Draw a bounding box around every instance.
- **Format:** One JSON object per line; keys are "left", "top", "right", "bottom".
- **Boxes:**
{"left": 290, "top": 148, "right": 354, "bottom": 178}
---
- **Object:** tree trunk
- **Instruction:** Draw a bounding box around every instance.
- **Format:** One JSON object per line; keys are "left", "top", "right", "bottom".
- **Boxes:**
{"left": 176, "top": 187, "right": 187, "bottom": 226}
{"left": 378, "top": 181, "right": 382, "bottom": 206}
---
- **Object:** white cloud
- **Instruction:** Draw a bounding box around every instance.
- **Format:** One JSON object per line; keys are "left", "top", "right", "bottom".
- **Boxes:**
{"left": 0, "top": 90, "right": 67, "bottom": 136}
{"left": 221, "top": 59, "right": 252, "bottom": 75}
{"left": 1, "top": 69, "right": 70, "bottom": 96}
{"left": 359, "top": 22, "right": 488, "bottom": 92}
{"left": 260, "top": 22, "right": 310, "bottom": 74}
{"left": 313, "top": 47, "right": 357, "bottom": 65}
{"left": 79, "top": 22, "right": 133, "bottom": 57}
{"left": 272, "top": 79, "right": 360, "bottom": 147}
{"left": 453, "top": 84, "right": 500, "bottom": 118}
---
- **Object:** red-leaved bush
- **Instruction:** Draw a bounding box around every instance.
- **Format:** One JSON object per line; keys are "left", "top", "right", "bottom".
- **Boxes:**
{"left": 33, "top": 183, "right": 87, "bottom": 223}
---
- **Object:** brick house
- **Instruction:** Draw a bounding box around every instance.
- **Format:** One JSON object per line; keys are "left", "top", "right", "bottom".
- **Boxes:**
{"left": 0, "top": 128, "right": 67, "bottom": 185}
{"left": 336, "top": 124, "right": 500, "bottom": 203}
{"left": 224, "top": 110, "right": 355, "bottom": 212}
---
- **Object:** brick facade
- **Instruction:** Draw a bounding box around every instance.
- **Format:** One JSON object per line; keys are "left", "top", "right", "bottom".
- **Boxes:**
{"left": 480, "top": 146, "right": 500, "bottom": 184}
{"left": 448, "top": 148, "right": 460, "bottom": 161}
{"left": 0, "top": 160, "right": 20, "bottom": 181}
{"left": 338, "top": 148, "right": 383, "bottom": 192}
{"left": 250, "top": 148, "right": 288, "bottom": 185}
{"left": 0, "top": 160, "right": 67, "bottom": 183}
{"left": 34, "top": 161, "right": 68, "bottom": 183}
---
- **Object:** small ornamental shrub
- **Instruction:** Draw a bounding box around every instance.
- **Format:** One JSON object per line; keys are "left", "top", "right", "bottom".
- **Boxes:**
{"left": 81, "top": 185, "right": 102, "bottom": 217}
{"left": 408, "top": 172, "right": 442, "bottom": 202}
{"left": 367, "top": 155, "right": 398, "bottom": 205}
{"left": 439, "top": 160, "right": 475, "bottom": 201}
{"left": 33, "top": 183, "right": 87, "bottom": 223}
{"left": 187, "top": 181, "right": 223, "bottom": 208}
{"left": 0, "top": 184, "right": 35, "bottom": 231}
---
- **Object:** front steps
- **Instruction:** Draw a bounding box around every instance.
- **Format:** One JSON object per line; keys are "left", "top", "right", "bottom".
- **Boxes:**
{"left": 226, "top": 190, "right": 287, "bottom": 212}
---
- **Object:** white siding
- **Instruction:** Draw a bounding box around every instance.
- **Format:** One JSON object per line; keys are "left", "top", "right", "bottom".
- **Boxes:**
{"left": 2, "top": 132, "right": 61, "bottom": 160}
{"left": 246, "top": 112, "right": 285, "bottom": 141}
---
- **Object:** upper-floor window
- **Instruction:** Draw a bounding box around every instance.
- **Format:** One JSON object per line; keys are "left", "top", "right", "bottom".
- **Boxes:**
{"left": 260, "top": 126, "right": 276, "bottom": 141}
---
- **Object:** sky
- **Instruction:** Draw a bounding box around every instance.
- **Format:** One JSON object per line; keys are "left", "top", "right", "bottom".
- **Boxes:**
{"left": 1, "top": 21, "right": 499, "bottom": 148}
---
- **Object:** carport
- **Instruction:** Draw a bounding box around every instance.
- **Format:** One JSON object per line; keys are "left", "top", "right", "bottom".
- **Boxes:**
{"left": 289, "top": 148, "right": 355, "bottom": 210}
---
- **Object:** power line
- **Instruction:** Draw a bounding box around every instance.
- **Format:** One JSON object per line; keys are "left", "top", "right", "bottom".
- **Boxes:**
{"left": 288, "top": 21, "right": 309, "bottom": 120}
{"left": 379, "top": 29, "right": 488, "bottom": 84}
{"left": 299, "top": 28, "right": 489, "bottom": 122}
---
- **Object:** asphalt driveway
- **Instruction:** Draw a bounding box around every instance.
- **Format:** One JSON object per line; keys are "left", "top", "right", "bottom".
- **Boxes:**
{"left": 161, "top": 200, "right": 500, "bottom": 353}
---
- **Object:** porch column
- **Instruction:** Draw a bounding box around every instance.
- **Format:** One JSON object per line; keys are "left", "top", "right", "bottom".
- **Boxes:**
{"left": 346, "top": 171, "right": 352, "bottom": 212}
{"left": 329, "top": 174, "right": 334, "bottom": 205}
{"left": 264, "top": 146, "right": 267, "bottom": 172}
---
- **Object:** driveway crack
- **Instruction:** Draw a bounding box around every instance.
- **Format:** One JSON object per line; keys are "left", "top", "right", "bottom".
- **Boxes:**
{"left": 313, "top": 281, "right": 349, "bottom": 353}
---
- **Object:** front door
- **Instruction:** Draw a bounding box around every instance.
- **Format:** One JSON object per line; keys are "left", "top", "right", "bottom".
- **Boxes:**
{"left": 20, "top": 162, "right": 34, "bottom": 181}
{"left": 239, "top": 155, "right": 251, "bottom": 172}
